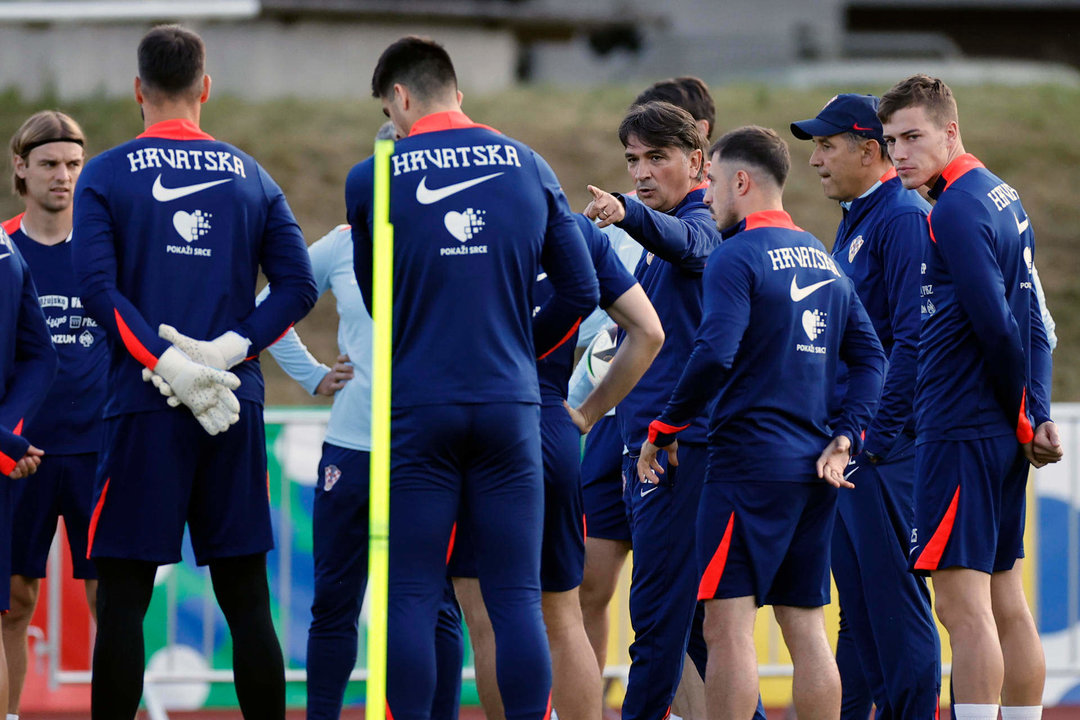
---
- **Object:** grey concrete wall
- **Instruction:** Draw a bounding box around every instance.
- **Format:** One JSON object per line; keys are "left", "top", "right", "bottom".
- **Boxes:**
{"left": 0, "top": 19, "right": 518, "bottom": 100}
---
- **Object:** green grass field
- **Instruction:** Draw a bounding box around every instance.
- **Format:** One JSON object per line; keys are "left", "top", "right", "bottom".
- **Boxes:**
{"left": 3, "top": 83, "right": 1076, "bottom": 403}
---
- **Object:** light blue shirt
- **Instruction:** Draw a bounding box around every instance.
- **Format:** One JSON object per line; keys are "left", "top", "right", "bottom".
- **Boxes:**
{"left": 259, "top": 224, "right": 372, "bottom": 451}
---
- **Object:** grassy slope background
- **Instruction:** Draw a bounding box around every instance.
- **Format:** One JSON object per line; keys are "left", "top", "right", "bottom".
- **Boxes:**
{"left": 1, "top": 84, "right": 1075, "bottom": 405}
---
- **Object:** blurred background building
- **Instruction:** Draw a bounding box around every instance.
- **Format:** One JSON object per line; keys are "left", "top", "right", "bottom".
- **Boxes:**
{"left": 0, "top": 0, "right": 1078, "bottom": 100}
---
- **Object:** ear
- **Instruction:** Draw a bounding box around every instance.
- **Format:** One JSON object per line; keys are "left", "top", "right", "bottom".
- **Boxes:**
{"left": 687, "top": 148, "right": 703, "bottom": 178}
{"left": 734, "top": 168, "right": 752, "bottom": 197}
{"left": 944, "top": 120, "right": 959, "bottom": 147}
{"left": 134, "top": 76, "right": 144, "bottom": 105}
{"left": 861, "top": 139, "right": 879, "bottom": 166}
{"left": 200, "top": 74, "right": 211, "bottom": 104}
{"left": 695, "top": 119, "right": 710, "bottom": 141}
{"left": 394, "top": 83, "right": 410, "bottom": 111}
{"left": 13, "top": 154, "right": 27, "bottom": 178}
{"left": 456, "top": 89, "right": 464, "bottom": 106}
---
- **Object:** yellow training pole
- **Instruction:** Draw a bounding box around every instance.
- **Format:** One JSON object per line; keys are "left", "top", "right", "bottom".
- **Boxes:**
{"left": 367, "top": 138, "right": 394, "bottom": 720}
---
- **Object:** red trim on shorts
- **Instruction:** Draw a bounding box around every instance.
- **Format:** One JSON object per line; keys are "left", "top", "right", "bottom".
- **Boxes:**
{"left": 744, "top": 210, "right": 802, "bottom": 232}
{"left": 137, "top": 119, "right": 214, "bottom": 141}
{"left": 2, "top": 213, "right": 23, "bottom": 235}
{"left": 697, "top": 511, "right": 736, "bottom": 600}
{"left": 267, "top": 471, "right": 271, "bottom": 502}
{"left": 115, "top": 309, "right": 159, "bottom": 369}
{"left": 543, "top": 692, "right": 553, "bottom": 720}
{"left": 386, "top": 701, "right": 394, "bottom": 720}
{"left": 87, "top": 478, "right": 111, "bottom": 558}
{"left": 446, "top": 522, "right": 457, "bottom": 565}
{"left": 13, "top": 419, "right": 23, "bottom": 436}
{"left": 582, "top": 513, "right": 587, "bottom": 541}
{"left": 927, "top": 212, "right": 937, "bottom": 244}
{"left": 536, "top": 317, "right": 582, "bottom": 361}
{"left": 914, "top": 485, "right": 960, "bottom": 571}
{"left": 1016, "top": 388, "right": 1034, "bottom": 444}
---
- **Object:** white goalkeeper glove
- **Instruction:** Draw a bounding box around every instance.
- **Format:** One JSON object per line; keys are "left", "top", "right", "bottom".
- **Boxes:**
{"left": 151, "top": 346, "right": 242, "bottom": 436}
{"left": 158, "top": 324, "right": 251, "bottom": 370}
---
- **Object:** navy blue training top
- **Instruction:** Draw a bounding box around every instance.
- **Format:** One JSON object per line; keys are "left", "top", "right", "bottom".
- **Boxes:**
{"left": 9, "top": 221, "right": 107, "bottom": 454}
{"left": 917, "top": 153, "right": 1052, "bottom": 444}
{"left": 535, "top": 215, "right": 637, "bottom": 405}
{"left": 828, "top": 169, "right": 930, "bottom": 458}
{"left": 0, "top": 229, "right": 57, "bottom": 473}
{"left": 613, "top": 185, "right": 722, "bottom": 449}
{"left": 347, "top": 110, "right": 599, "bottom": 408}
{"left": 653, "top": 210, "right": 885, "bottom": 482}
{"left": 73, "top": 119, "right": 317, "bottom": 418}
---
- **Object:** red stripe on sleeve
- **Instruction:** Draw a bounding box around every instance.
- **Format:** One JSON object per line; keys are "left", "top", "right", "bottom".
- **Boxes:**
{"left": 445, "top": 522, "right": 457, "bottom": 566}
{"left": 697, "top": 511, "right": 736, "bottom": 600}
{"left": 114, "top": 309, "right": 160, "bottom": 369}
{"left": 914, "top": 485, "right": 960, "bottom": 571}
{"left": 0, "top": 452, "right": 16, "bottom": 476}
{"left": 647, "top": 420, "right": 690, "bottom": 445}
{"left": 537, "top": 317, "right": 582, "bottom": 361}
{"left": 86, "top": 477, "right": 111, "bottom": 559}
{"left": 1016, "top": 388, "right": 1034, "bottom": 444}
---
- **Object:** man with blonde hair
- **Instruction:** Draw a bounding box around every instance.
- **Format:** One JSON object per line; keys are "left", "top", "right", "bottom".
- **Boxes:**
{"left": 3, "top": 110, "right": 103, "bottom": 720}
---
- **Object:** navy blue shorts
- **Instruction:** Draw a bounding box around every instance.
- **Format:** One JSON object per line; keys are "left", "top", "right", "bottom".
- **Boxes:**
{"left": 88, "top": 402, "right": 272, "bottom": 565}
{"left": 697, "top": 479, "right": 837, "bottom": 607}
{"left": 11, "top": 452, "right": 98, "bottom": 579}
{"left": 449, "top": 404, "right": 585, "bottom": 592}
{"left": 580, "top": 415, "right": 630, "bottom": 542}
{"left": 911, "top": 435, "right": 1028, "bottom": 575}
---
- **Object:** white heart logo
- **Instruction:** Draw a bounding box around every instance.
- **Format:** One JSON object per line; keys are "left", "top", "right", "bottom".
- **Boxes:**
{"left": 172, "top": 210, "right": 210, "bottom": 243}
{"left": 802, "top": 309, "right": 826, "bottom": 341}
{"left": 444, "top": 211, "right": 469, "bottom": 242}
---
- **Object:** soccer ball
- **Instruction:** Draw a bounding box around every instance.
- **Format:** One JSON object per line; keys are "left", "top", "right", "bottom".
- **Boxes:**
{"left": 585, "top": 323, "right": 618, "bottom": 385}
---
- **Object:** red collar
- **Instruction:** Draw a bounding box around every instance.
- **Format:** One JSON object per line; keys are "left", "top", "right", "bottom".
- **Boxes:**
{"left": 408, "top": 111, "right": 498, "bottom": 137}
{"left": 689, "top": 179, "right": 709, "bottom": 193}
{"left": 137, "top": 119, "right": 214, "bottom": 141}
{"left": 744, "top": 209, "right": 802, "bottom": 232}
{"left": 939, "top": 153, "right": 984, "bottom": 190}
{"left": 2, "top": 213, "right": 24, "bottom": 235}
{"left": 879, "top": 167, "right": 898, "bottom": 183}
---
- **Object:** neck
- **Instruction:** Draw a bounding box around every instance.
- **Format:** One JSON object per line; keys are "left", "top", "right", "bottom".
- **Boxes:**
{"left": 852, "top": 161, "right": 894, "bottom": 197}
{"left": 142, "top": 100, "right": 201, "bottom": 130}
{"left": 21, "top": 205, "right": 72, "bottom": 246}
{"left": 927, "top": 139, "right": 966, "bottom": 189}
{"left": 738, "top": 190, "right": 784, "bottom": 222}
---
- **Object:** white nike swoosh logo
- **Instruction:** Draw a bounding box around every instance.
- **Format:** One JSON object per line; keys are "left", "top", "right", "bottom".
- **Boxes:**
{"left": 1015, "top": 214, "right": 1029, "bottom": 235}
{"left": 152, "top": 174, "right": 233, "bottom": 202}
{"left": 640, "top": 484, "right": 659, "bottom": 497}
{"left": 537, "top": 272, "right": 548, "bottom": 282}
{"left": 415, "top": 172, "right": 503, "bottom": 205}
{"left": 844, "top": 466, "right": 859, "bottom": 481}
{"left": 0, "top": 252, "right": 10, "bottom": 260}
{"left": 790, "top": 276, "right": 837, "bottom": 302}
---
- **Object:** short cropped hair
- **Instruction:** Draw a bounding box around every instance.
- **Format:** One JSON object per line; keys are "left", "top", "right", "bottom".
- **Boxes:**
{"left": 138, "top": 25, "right": 205, "bottom": 100}
{"left": 371, "top": 36, "right": 458, "bottom": 102}
{"left": 840, "top": 131, "right": 889, "bottom": 161}
{"left": 710, "top": 125, "right": 790, "bottom": 188}
{"left": 10, "top": 110, "right": 85, "bottom": 196}
{"left": 877, "top": 74, "right": 958, "bottom": 128}
{"left": 634, "top": 77, "right": 716, "bottom": 140}
{"left": 619, "top": 101, "right": 707, "bottom": 178}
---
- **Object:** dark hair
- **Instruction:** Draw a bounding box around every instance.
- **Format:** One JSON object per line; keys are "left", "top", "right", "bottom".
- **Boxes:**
{"left": 840, "top": 131, "right": 889, "bottom": 161}
{"left": 138, "top": 25, "right": 205, "bottom": 99}
{"left": 634, "top": 77, "right": 715, "bottom": 139}
{"left": 10, "top": 110, "right": 85, "bottom": 196}
{"left": 710, "top": 125, "right": 790, "bottom": 188}
{"left": 371, "top": 36, "right": 458, "bottom": 102}
{"left": 877, "top": 74, "right": 958, "bottom": 128}
{"left": 618, "top": 101, "right": 706, "bottom": 178}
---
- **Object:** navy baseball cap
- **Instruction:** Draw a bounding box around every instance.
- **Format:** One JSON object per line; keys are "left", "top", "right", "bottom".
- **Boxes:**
{"left": 790, "top": 94, "right": 884, "bottom": 143}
